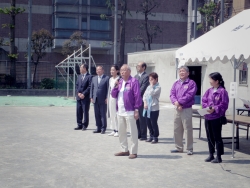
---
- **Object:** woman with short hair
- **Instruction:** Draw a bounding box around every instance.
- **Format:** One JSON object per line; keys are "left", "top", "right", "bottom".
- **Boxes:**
{"left": 143, "top": 72, "right": 161, "bottom": 143}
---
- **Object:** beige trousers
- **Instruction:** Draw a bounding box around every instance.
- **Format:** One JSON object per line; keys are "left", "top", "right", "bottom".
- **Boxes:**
{"left": 174, "top": 107, "right": 193, "bottom": 151}
{"left": 117, "top": 115, "right": 138, "bottom": 154}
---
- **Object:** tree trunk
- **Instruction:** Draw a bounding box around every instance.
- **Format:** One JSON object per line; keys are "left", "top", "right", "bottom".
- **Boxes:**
{"left": 32, "top": 61, "right": 39, "bottom": 88}
{"left": 10, "top": 0, "right": 16, "bottom": 84}
{"left": 145, "top": 10, "right": 151, "bottom": 50}
{"left": 118, "top": 0, "right": 127, "bottom": 66}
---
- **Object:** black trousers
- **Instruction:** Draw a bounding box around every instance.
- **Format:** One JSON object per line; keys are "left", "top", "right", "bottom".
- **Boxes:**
{"left": 76, "top": 99, "right": 90, "bottom": 128}
{"left": 136, "top": 102, "right": 147, "bottom": 139}
{"left": 146, "top": 110, "right": 159, "bottom": 141}
{"left": 205, "top": 118, "right": 224, "bottom": 156}
{"left": 94, "top": 99, "right": 107, "bottom": 131}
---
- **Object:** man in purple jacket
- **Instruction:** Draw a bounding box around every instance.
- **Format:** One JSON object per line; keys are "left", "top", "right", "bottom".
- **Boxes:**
{"left": 111, "top": 64, "right": 142, "bottom": 159}
{"left": 170, "top": 66, "right": 197, "bottom": 155}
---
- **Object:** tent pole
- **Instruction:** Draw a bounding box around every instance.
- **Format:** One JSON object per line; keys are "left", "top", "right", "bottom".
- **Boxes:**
{"left": 231, "top": 59, "right": 236, "bottom": 158}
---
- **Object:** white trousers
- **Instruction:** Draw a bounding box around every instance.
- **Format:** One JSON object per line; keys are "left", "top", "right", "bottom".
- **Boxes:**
{"left": 117, "top": 115, "right": 138, "bottom": 154}
{"left": 109, "top": 96, "right": 118, "bottom": 130}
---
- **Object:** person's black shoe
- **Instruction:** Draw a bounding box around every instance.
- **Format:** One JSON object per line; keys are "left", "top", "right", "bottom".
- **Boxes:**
{"left": 145, "top": 138, "right": 153, "bottom": 142}
{"left": 101, "top": 130, "right": 105, "bottom": 134}
{"left": 151, "top": 140, "right": 158, "bottom": 144}
{"left": 204, "top": 155, "right": 215, "bottom": 162}
{"left": 140, "top": 138, "right": 147, "bottom": 141}
{"left": 211, "top": 156, "right": 222, "bottom": 163}
{"left": 82, "top": 127, "right": 87, "bottom": 131}
{"left": 74, "top": 127, "right": 82, "bottom": 130}
{"left": 93, "top": 130, "right": 101, "bottom": 133}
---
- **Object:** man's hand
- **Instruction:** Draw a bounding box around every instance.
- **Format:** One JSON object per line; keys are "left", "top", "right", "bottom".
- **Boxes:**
{"left": 144, "top": 104, "right": 148, "bottom": 109}
{"left": 174, "top": 101, "right": 180, "bottom": 107}
{"left": 178, "top": 106, "right": 182, "bottom": 111}
{"left": 91, "top": 98, "right": 94, "bottom": 103}
{"left": 105, "top": 99, "right": 108, "bottom": 104}
{"left": 134, "top": 111, "right": 139, "bottom": 120}
{"left": 80, "top": 94, "right": 85, "bottom": 99}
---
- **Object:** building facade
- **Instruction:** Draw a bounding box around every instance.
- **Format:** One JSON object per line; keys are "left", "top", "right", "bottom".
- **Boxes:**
{"left": 0, "top": 0, "right": 188, "bottom": 87}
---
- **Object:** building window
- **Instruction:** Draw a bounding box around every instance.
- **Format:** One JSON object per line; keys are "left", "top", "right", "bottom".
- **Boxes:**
{"left": 56, "top": 15, "right": 79, "bottom": 29}
{"left": 239, "top": 62, "right": 248, "bottom": 85}
{"left": 90, "top": 0, "right": 107, "bottom": 6}
{"left": 90, "top": 16, "right": 110, "bottom": 31}
{"left": 53, "top": 0, "right": 111, "bottom": 40}
{"left": 55, "top": 0, "right": 79, "bottom": 4}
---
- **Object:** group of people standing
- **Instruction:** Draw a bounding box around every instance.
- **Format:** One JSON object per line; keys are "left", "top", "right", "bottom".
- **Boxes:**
{"left": 75, "top": 62, "right": 229, "bottom": 163}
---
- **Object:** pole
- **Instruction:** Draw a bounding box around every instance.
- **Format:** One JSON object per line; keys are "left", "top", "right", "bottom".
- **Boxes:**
{"left": 67, "top": 56, "right": 69, "bottom": 98}
{"left": 232, "top": 59, "right": 236, "bottom": 158}
{"left": 193, "top": 0, "right": 197, "bottom": 40}
{"left": 220, "top": 0, "right": 224, "bottom": 24}
{"left": 89, "top": 44, "right": 91, "bottom": 74}
{"left": 187, "top": 0, "right": 192, "bottom": 43}
{"left": 114, "top": 0, "right": 118, "bottom": 64}
{"left": 27, "top": 0, "right": 32, "bottom": 89}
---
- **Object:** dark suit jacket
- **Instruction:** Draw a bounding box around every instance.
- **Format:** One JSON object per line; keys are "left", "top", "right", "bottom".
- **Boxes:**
{"left": 134, "top": 72, "right": 149, "bottom": 97}
{"left": 76, "top": 73, "right": 92, "bottom": 101}
{"left": 90, "top": 74, "right": 109, "bottom": 104}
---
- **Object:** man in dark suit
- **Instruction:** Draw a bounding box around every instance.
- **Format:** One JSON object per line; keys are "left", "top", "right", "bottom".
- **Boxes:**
{"left": 75, "top": 64, "right": 92, "bottom": 131}
{"left": 134, "top": 62, "right": 149, "bottom": 140}
{"left": 90, "top": 65, "right": 109, "bottom": 134}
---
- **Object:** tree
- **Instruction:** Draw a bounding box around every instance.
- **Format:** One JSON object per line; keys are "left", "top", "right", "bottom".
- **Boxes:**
{"left": 197, "top": 1, "right": 232, "bottom": 34}
{"left": 0, "top": 0, "right": 25, "bottom": 84}
{"left": 132, "top": 0, "right": 162, "bottom": 51}
{"left": 30, "top": 29, "right": 54, "bottom": 88}
{"left": 0, "top": 37, "right": 4, "bottom": 46}
{"left": 101, "top": 0, "right": 128, "bottom": 66}
{"left": 197, "top": 1, "right": 219, "bottom": 34}
{"left": 61, "top": 31, "right": 87, "bottom": 56}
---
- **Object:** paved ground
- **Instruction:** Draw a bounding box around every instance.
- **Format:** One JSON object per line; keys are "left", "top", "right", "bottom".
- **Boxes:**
{"left": 0, "top": 103, "right": 250, "bottom": 188}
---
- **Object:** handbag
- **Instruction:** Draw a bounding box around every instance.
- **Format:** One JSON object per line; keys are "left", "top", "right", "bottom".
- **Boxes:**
{"left": 220, "top": 116, "right": 227, "bottom": 125}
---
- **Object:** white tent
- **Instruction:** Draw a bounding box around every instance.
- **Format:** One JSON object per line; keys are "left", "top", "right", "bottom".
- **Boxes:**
{"left": 175, "top": 9, "right": 250, "bottom": 157}
{"left": 176, "top": 9, "right": 250, "bottom": 64}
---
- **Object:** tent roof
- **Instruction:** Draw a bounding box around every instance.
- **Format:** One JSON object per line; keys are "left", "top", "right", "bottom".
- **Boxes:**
{"left": 176, "top": 9, "right": 250, "bottom": 65}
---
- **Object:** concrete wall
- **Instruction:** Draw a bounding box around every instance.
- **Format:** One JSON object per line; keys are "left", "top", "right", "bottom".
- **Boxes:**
{"left": 128, "top": 48, "right": 178, "bottom": 102}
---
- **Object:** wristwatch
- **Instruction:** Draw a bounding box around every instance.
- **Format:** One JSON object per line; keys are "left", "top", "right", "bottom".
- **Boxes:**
{"left": 135, "top": 109, "right": 139, "bottom": 112}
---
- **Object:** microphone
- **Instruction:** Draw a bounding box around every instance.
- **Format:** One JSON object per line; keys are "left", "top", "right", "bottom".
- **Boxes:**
{"left": 115, "top": 76, "right": 121, "bottom": 87}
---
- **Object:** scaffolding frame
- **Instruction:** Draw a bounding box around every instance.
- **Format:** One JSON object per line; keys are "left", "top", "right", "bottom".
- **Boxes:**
{"left": 55, "top": 44, "right": 96, "bottom": 98}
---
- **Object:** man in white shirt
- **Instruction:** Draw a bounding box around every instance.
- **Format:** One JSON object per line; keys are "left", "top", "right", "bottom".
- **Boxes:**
{"left": 111, "top": 64, "right": 142, "bottom": 159}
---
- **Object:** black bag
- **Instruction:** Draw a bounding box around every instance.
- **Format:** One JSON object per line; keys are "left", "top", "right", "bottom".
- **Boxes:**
{"left": 220, "top": 116, "right": 227, "bottom": 125}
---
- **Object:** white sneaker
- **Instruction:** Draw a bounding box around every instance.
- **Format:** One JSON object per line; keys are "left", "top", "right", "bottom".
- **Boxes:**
{"left": 187, "top": 150, "right": 193, "bottom": 155}
{"left": 114, "top": 132, "right": 119, "bottom": 137}
{"left": 108, "top": 131, "right": 115, "bottom": 136}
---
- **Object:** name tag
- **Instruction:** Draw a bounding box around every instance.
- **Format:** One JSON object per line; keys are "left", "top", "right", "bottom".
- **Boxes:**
{"left": 125, "top": 86, "right": 131, "bottom": 90}
{"left": 184, "top": 85, "right": 188, "bottom": 89}
{"left": 215, "top": 96, "right": 220, "bottom": 100}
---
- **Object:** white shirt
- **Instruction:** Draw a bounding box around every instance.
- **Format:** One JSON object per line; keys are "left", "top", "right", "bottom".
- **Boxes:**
{"left": 117, "top": 80, "right": 134, "bottom": 116}
{"left": 138, "top": 72, "right": 145, "bottom": 77}
{"left": 81, "top": 73, "right": 86, "bottom": 81}
{"left": 98, "top": 74, "right": 103, "bottom": 84}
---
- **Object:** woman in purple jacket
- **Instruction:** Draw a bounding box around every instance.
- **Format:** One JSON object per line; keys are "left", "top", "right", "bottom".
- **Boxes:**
{"left": 202, "top": 72, "right": 229, "bottom": 163}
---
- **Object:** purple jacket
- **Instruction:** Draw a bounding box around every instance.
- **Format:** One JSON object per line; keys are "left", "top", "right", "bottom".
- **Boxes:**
{"left": 111, "top": 76, "right": 142, "bottom": 111}
{"left": 202, "top": 87, "right": 229, "bottom": 120}
{"left": 170, "top": 78, "right": 197, "bottom": 109}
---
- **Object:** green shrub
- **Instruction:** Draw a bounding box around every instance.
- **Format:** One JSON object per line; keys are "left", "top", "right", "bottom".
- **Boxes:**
{"left": 41, "top": 78, "right": 54, "bottom": 89}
